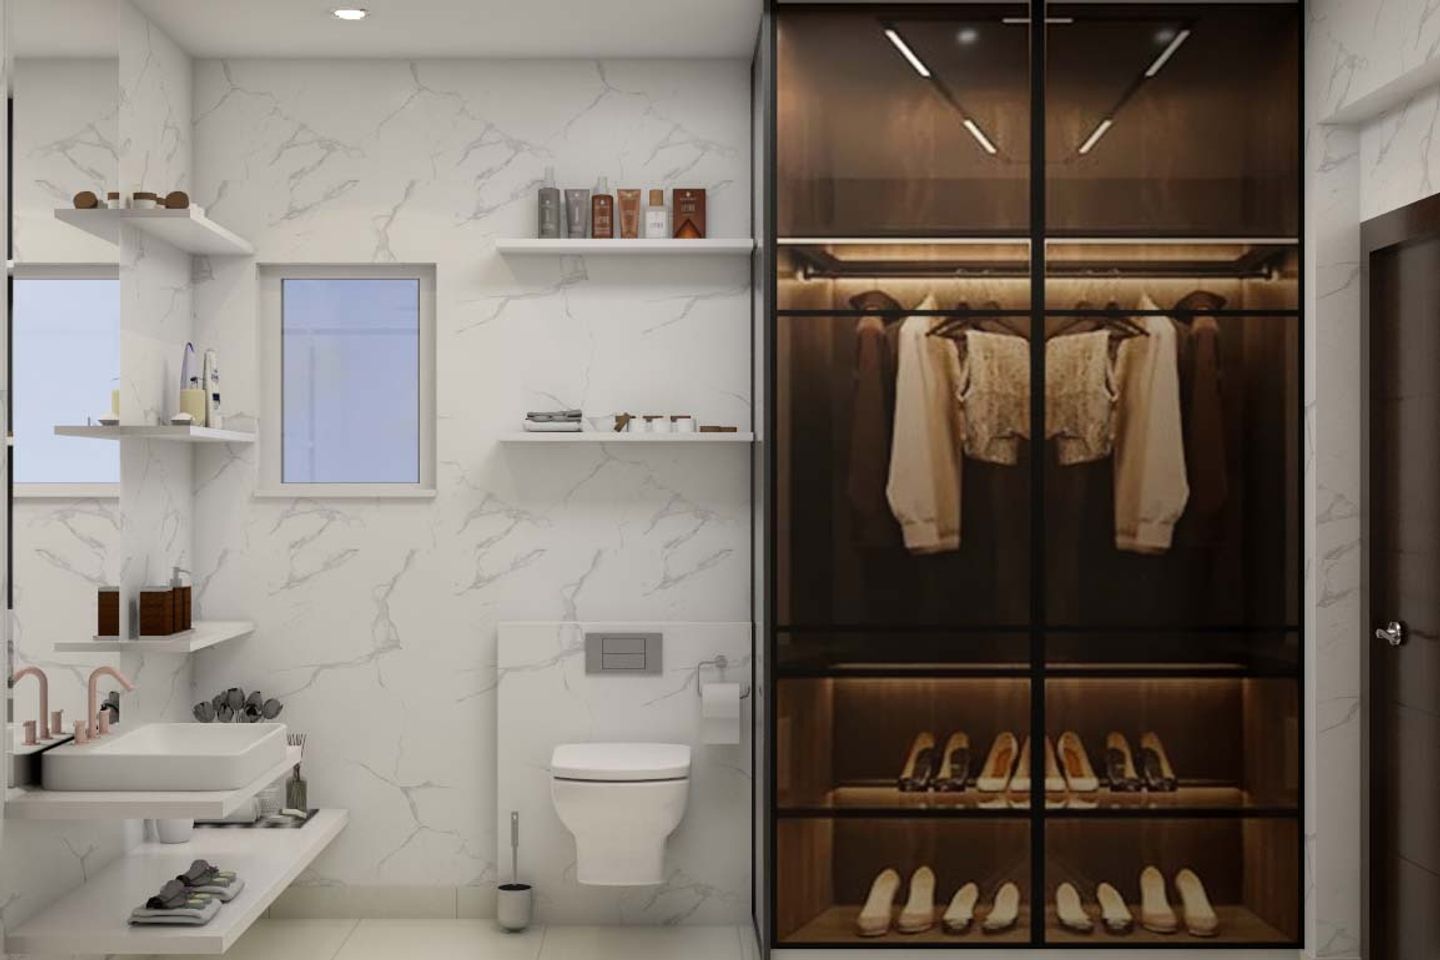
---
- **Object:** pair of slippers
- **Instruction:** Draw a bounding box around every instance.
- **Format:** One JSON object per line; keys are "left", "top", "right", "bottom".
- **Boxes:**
{"left": 129, "top": 860, "right": 246, "bottom": 927}
{"left": 856, "top": 866, "right": 1020, "bottom": 936}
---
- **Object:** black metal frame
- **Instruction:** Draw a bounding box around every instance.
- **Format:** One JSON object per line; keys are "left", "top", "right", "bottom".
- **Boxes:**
{"left": 760, "top": 0, "right": 1305, "bottom": 952}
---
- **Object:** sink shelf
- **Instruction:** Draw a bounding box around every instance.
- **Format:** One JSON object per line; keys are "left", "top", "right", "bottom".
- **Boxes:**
{"left": 4, "top": 744, "right": 299, "bottom": 820}
{"left": 54, "top": 620, "right": 256, "bottom": 654}
{"left": 6, "top": 809, "right": 346, "bottom": 955}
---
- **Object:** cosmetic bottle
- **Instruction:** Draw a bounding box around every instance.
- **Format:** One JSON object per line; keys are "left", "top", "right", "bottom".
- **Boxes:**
{"left": 591, "top": 177, "right": 614, "bottom": 239}
{"left": 564, "top": 188, "right": 590, "bottom": 238}
{"left": 537, "top": 167, "right": 562, "bottom": 239}
{"left": 202, "top": 349, "right": 222, "bottom": 428}
{"left": 644, "top": 189, "right": 669, "bottom": 239}
{"left": 617, "top": 189, "right": 641, "bottom": 239}
{"left": 673, "top": 188, "right": 707, "bottom": 239}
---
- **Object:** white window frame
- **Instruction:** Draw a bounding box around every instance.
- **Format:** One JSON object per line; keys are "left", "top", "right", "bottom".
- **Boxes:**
{"left": 12, "top": 262, "right": 121, "bottom": 500}
{"left": 257, "top": 264, "right": 436, "bottom": 499}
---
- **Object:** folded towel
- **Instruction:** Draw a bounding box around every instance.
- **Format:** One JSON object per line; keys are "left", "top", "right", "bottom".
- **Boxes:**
{"left": 526, "top": 409, "right": 581, "bottom": 420}
{"left": 130, "top": 897, "right": 220, "bottom": 926}
{"left": 189, "top": 877, "right": 245, "bottom": 902}
{"left": 522, "top": 421, "right": 582, "bottom": 432}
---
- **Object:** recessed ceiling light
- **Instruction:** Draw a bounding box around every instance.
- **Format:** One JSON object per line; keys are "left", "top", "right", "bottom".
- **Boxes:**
{"left": 331, "top": 8, "right": 368, "bottom": 20}
{"left": 957, "top": 28, "right": 979, "bottom": 45}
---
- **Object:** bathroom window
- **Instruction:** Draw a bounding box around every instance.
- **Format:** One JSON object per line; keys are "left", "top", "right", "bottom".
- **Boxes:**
{"left": 12, "top": 268, "right": 120, "bottom": 495}
{"left": 259, "top": 265, "right": 435, "bottom": 497}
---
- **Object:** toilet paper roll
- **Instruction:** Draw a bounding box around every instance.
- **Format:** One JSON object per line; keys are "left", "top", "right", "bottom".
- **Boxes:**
{"left": 700, "top": 682, "right": 741, "bottom": 745}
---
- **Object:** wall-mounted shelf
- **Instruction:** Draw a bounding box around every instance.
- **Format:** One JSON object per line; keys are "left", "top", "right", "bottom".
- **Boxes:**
{"left": 55, "top": 424, "right": 255, "bottom": 444}
{"left": 4, "top": 744, "right": 298, "bottom": 821}
{"left": 496, "top": 238, "right": 754, "bottom": 256}
{"left": 54, "top": 620, "right": 256, "bottom": 655}
{"left": 5, "top": 808, "right": 345, "bottom": 954}
{"left": 501, "top": 431, "right": 754, "bottom": 444}
{"left": 54, "top": 207, "right": 254, "bottom": 256}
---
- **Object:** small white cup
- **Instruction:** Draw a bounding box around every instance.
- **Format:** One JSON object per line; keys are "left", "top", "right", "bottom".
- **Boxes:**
{"left": 647, "top": 416, "right": 671, "bottom": 433}
{"left": 156, "top": 818, "right": 195, "bottom": 843}
{"left": 672, "top": 416, "right": 696, "bottom": 433}
{"left": 627, "top": 417, "right": 649, "bottom": 433}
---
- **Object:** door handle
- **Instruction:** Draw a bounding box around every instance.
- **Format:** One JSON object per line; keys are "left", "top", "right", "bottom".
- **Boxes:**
{"left": 1376, "top": 621, "right": 1406, "bottom": 646}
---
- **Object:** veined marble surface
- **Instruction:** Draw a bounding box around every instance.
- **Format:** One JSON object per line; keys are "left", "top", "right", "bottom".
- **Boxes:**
{"left": 497, "top": 621, "right": 750, "bottom": 925}
{"left": 185, "top": 57, "right": 753, "bottom": 901}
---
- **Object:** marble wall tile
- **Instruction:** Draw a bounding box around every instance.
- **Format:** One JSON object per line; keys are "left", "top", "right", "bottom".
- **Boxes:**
{"left": 187, "top": 58, "right": 753, "bottom": 902}
{"left": 497, "top": 622, "right": 751, "bottom": 925}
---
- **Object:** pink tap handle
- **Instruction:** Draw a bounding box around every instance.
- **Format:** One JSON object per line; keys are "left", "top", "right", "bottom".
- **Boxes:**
{"left": 22, "top": 721, "right": 36, "bottom": 746}
{"left": 97, "top": 712, "right": 111, "bottom": 735}
{"left": 72, "top": 719, "right": 88, "bottom": 745}
{"left": 51, "top": 710, "right": 64, "bottom": 739}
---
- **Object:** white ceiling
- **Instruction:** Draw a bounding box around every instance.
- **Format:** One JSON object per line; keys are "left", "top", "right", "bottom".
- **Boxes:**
{"left": 131, "top": 0, "right": 762, "bottom": 59}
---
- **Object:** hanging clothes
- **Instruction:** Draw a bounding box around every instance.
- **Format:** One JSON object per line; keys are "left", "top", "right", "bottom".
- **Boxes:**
{"left": 954, "top": 329, "right": 1030, "bottom": 465}
{"left": 1172, "top": 290, "right": 1229, "bottom": 542}
{"left": 847, "top": 301, "right": 903, "bottom": 548}
{"left": 886, "top": 295, "right": 964, "bottom": 554}
{"left": 1112, "top": 295, "right": 1190, "bottom": 554}
{"left": 1045, "top": 330, "right": 1117, "bottom": 465}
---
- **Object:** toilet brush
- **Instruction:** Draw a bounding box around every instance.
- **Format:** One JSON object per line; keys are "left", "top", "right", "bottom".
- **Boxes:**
{"left": 496, "top": 811, "right": 532, "bottom": 932}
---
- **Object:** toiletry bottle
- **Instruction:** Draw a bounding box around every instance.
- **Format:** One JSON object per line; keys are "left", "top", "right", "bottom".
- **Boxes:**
{"left": 617, "top": 189, "right": 641, "bottom": 239}
{"left": 673, "top": 188, "right": 707, "bottom": 239}
{"left": 537, "top": 167, "right": 562, "bottom": 239}
{"left": 564, "top": 187, "right": 590, "bottom": 238}
{"left": 591, "top": 177, "right": 614, "bottom": 239}
{"left": 202, "top": 349, "right": 222, "bottom": 428}
{"left": 644, "top": 189, "right": 669, "bottom": 239}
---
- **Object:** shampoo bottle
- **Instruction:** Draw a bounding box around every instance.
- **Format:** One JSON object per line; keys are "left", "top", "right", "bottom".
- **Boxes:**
{"left": 644, "top": 189, "right": 669, "bottom": 239}
{"left": 537, "top": 167, "right": 561, "bottom": 239}
{"left": 590, "top": 177, "right": 614, "bottom": 239}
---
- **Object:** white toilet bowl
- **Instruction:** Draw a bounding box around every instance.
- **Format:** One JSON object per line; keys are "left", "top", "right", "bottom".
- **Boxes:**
{"left": 550, "top": 742, "right": 690, "bottom": 886}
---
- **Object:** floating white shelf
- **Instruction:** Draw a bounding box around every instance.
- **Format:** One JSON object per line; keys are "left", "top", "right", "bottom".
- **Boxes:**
{"left": 5, "top": 744, "right": 298, "bottom": 821}
{"left": 496, "top": 238, "right": 753, "bottom": 256}
{"left": 6, "top": 809, "right": 346, "bottom": 954}
{"left": 55, "top": 424, "right": 255, "bottom": 444}
{"left": 54, "top": 620, "right": 256, "bottom": 655}
{"left": 55, "top": 207, "right": 254, "bottom": 256}
{"left": 501, "top": 431, "right": 754, "bottom": 444}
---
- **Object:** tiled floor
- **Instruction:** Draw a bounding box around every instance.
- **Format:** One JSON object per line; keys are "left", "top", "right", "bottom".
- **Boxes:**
{"left": 150, "top": 920, "right": 757, "bottom": 960}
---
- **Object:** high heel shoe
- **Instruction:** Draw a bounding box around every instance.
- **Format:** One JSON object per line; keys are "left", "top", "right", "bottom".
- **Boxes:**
{"left": 1055, "top": 882, "right": 1093, "bottom": 933}
{"left": 1096, "top": 882, "right": 1133, "bottom": 933}
{"left": 1105, "top": 732, "right": 1141, "bottom": 792}
{"left": 982, "top": 882, "right": 1021, "bottom": 933}
{"left": 1138, "top": 866, "right": 1178, "bottom": 934}
{"left": 933, "top": 732, "right": 970, "bottom": 792}
{"left": 898, "top": 732, "right": 937, "bottom": 792}
{"left": 1175, "top": 868, "right": 1218, "bottom": 937}
{"left": 1139, "top": 732, "right": 1178, "bottom": 792}
{"left": 943, "top": 882, "right": 979, "bottom": 933}
{"left": 1057, "top": 731, "right": 1099, "bottom": 793}
{"left": 1044, "top": 736, "right": 1066, "bottom": 792}
{"left": 1011, "top": 736, "right": 1033, "bottom": 793}
{"left": 856, "top": 868, "right": 901, "bottom": 937}
{"left": 897, "top": 866, "right": 936, "bottom": 933}
{"left": 977, "top": 732, "right": 1018, "bottom": 793}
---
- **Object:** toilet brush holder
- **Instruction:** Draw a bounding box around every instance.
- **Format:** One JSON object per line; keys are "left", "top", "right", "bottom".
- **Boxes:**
{"left": 496, "top": 810, "right": 533, "bottom": 933}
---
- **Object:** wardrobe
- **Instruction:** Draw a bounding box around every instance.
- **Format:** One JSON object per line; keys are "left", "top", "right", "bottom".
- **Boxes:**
{"left": 761, "top": 1, "right": 1300, "bottom": 949}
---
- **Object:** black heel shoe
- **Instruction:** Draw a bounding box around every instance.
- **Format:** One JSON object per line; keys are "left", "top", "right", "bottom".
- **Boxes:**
{"left": 934, "top": 732, "right": 970, "bottom": 792}
{"left": 898, "top": 732, "right": 937, "bottom": 792}
{"left": 1139, "top": 732, "right": 1178, "bottom": 792}
{"left": 1105, "top": 731, "right": 1141, "bottom": 792}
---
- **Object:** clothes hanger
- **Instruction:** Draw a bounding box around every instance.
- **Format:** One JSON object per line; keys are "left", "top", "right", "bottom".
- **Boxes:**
{"left": 1171, "top": 289, "right": 1227, "bottom": 323}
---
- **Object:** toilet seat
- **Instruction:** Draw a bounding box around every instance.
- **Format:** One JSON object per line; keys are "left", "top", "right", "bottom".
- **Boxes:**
{"left": 551, "top": 742, "right": 690, "bottom": 782}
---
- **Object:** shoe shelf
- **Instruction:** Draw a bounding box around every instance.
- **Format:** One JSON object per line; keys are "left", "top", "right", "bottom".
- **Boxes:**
{"left": 785, "top": 904, "right": 1033, "bottom": 945}
{"left": 778, "top": 784, "right": 1032, "bottom": 819}
{"left": 1043, "top": 786, "right": 1299, "bottom": 819}
{"left": 1042, "top": 904, "right": 1291, "bottom": 945}
{"left": 777, "top": 784, "right": 1298, "bottom": 820}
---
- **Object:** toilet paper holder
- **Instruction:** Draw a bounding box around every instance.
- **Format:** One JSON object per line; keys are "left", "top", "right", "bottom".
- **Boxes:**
{"left": 695, "top": 655, "right": 751, "bottom": 699}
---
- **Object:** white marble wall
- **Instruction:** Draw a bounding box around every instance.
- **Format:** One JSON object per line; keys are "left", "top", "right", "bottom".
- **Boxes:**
{"left": 496, "top": 621, "right": 750, "bottom": 924}
{"left": 1306, "top": 1, "right": 1440, "bottom": 956}
{"left": 186, "top": 58, "right": 753, "bottom": 912}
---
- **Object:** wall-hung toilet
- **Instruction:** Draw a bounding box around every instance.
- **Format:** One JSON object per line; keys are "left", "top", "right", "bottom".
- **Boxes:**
{"left": 550, "top": 742, "right": 690, "bottom": 886}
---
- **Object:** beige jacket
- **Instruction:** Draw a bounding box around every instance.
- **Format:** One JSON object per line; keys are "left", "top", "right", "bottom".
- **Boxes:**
{"left": 886, "top": 296, "right": 963, "bottom": 554}
{"left": 1113, "top": 296, "right": 1190, "bottom": 554}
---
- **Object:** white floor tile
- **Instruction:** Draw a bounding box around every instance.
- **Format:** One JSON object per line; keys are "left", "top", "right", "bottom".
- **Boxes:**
{"left": 335, "top": 919, "right": 544, "bottom": 960}
{"left": 138, "top": 919, "right": 360, "bottom": 960}
{"left": 538, "top": 925, "right": 744, "bottom": 960}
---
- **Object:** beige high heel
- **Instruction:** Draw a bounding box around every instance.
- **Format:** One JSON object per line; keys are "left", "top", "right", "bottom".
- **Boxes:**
{"left": 1096, "top": 882, "right": 1133, "bottom": 933}
{"left": 1138, "top": 866, "right": 1178, "bottom": 934}
{"left": 1175, "top": 868, "right": 1219, "bottom": 937}
{"left": 1058, "top": 731, "right": 1099, "bottom": 792}
{"left": 943, "top": 882, "right": 979, "bottom": 933}
{"left": 1044, "top": 736, "right": 1066, "bottom": 792}
{"left": 982, "top": 882, "right": 1021, "bottom": 933}
{"left": 1011, "top": 736, "right": 1033, "bottom": 793}
{"left": 1055, "top": 882, "right": 1093, "bottom": 933}
{"left": 856, "top": 868, "right": 900, "bottom": 936}
{"left": 977, "top": 732, "right": 1018, "bottom": 793}
{"left": 897, "top": 866, "right": 936, "bottom": 933}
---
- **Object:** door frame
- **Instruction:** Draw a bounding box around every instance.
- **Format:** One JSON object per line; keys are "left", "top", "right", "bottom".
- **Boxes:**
{"left": 1360, "top": 190, "right": 1440, "bottom": 960}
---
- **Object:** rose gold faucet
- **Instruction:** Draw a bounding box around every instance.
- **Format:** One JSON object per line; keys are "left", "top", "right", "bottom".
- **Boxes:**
{"left": 11, "top": 666, "right": 50, "bottom": 739}
{"left": 87, "top": 666, "right": 134, "bottom": 740}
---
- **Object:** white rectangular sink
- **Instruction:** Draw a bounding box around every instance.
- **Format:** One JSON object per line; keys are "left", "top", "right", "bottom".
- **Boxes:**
{"left": 42, "top": 723, "right": 288, "bottom": 792}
